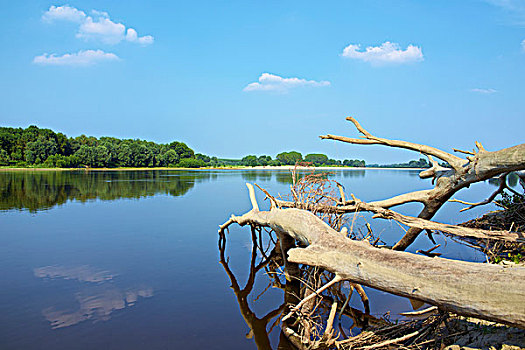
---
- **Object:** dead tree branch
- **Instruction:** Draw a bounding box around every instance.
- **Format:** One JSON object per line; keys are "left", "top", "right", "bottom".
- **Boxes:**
{"left": 269, "top": 196, "right": 525, "bottom": 243}
{"left": 219, "top": 184, "right": 525, "bottom": 328}
{"left": 319, "top": 117, "right": 525, "bottom": 250}
{"left": 450, "top": 172, "right": 524, "bottom": 211}
{"left": 320, "top": 117, "right": 465, "bottom": 170}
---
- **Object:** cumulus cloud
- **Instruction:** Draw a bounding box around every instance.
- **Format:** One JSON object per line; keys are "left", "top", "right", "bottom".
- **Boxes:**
{"left": 125, "top": 28, "right": 154, "bottom": 45}
{"left": 470, "top": 88, "right": 498, "bottom": 94}
{"left": 42, "top": 5, "right": 86, "bottom": 23}
{"left": 42, "top": 5, "right": 153, "bottom": 45}
{"left": 33, "top": 50, "right": 120, "bottom": 66}
{"left": 341, "top": 42, "right": 424, "bottom": 65}
{"left": 76, "top": 14, "right": 126, "bottom": 44}
{"left": 243, "top": 73, "right": 330, "bottom": 92}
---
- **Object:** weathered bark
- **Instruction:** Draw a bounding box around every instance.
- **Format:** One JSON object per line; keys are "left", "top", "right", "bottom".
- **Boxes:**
{"left": 270, "top": 196, "right": 524, "bottom": 243}
{"left": 318, "top": 117, "right": 525, "bottom": 250}
{"left": 220, "top": 184, "right": 525, "bottom": 328}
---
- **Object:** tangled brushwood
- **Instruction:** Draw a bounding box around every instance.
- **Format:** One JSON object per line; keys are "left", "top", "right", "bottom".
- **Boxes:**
{"left": 460, "top": 190, "right": 525, "bottom": 264}
{"left": 218, "top": 117, "right": 525, "bottom": 349}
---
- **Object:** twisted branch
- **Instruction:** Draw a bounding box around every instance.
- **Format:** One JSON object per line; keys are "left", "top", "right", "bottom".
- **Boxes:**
{"left": 320, "top": 117, "right": 525, "bottom": 250}
{"left": 320, "top": 117, "right": 464, "bottom": 170}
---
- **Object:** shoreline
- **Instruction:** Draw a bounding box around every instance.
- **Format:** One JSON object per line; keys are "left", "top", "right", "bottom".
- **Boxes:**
{"left": 0, "top": 166, "right": 426, "bottom": 172}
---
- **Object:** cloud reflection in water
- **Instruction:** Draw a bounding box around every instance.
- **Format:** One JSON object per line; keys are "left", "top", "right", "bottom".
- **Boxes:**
{"left": 34, "top": 265, "right": 153, "bottom": 329}
{"left": 34, "top": 265, "right": 115, "bottom": 283}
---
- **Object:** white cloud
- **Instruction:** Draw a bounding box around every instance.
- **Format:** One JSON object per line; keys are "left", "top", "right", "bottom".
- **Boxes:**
{"left": 77, "top": 13, "right": 126, "bottom": 44}
{"left": 42, "top": 5, "right": 153, "bottom": 45}
{"left": 243, "top": 73, "right": 330, "bottom": 92}
{"left": 470, "top": 88, "right": 498, "bottom": 94}
{"left": 33, "top": 50, "right": 120, "bottom": 66}
{"left": 341, "top": 42, "right": 424, "bottom": 65}
{"left": 522, "top": 39, "right": 525, "bottom": 51}
{"left": 125, "top": 28, "right": 154, "bottom": 45}
{"left": 42, "top": 5, "right": 86, "bottom": 23}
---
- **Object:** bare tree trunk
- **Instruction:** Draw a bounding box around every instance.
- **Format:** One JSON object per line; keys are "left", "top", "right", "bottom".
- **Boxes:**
{"left": 271, "top": 194, "right": 524, "bottom": 243}
{"left": 220, "top": 184, "right": 525, "bottom": 328}
{"left": 317, "top": 117, "right": 525, "bottom": 250}
{"left": 392, "top": 199, "right": 448, "bottom": 250}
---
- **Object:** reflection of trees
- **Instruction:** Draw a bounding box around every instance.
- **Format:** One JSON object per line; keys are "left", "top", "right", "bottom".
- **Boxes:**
{"left": 218, "top": 229, "right": 379, "bottom": 349}
{"left": 488, "top": 171, "right": 520, "bottom": 188}
{"left": 341, "top": 170, "right": 365, "bottom": 178}
{"left": 241, "top": 171, "right": 274, "bottom": 183}
{"left": 275, "top": 171, "right": 301, "bottom": 185}
{"left": 0, "top": 170, "right": 211, "bottom": 212}
{"left": 274, "top": 170, "right": 329, "bottom": 185}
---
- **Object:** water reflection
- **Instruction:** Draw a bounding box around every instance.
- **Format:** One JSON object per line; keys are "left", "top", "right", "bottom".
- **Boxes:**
{"left": 34, "top": 265, "right": 115, "bottom": 283}
{"left": 218, "top": 229, "right": 388, "bottom": 349}
{"left": 488, "top": 171, "right": 522, "bottom": 188}
{"left": 34, "top": 265, "right": 153, "bottom": 329}
{"left": 0, "top": 170, "right": 213, "bottom": 212}
{"left": 0, "top": 169, "right": 498, "bottom": 349}
{"left": 241, "top": 171, "right": 275, "bottom": 183}
{"left": 218, "top": 230, "right": 294, "bottom": 349}
{"left": 219, "top": 230, "right": 293, "bottom": 349}
{"left": 342, "top": 169, "right": 365, "bottom": 178}
{"left": 0, "top": 169, "right": 373, "bottom": 212}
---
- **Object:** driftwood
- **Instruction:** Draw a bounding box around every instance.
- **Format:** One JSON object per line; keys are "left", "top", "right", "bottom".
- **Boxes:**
{"left": 271, "top": 196, "right": 525, "bottom": 243}
{"left": 319, "top": 117, "right": 525, "bottom": 250}
{"left": 220, "top": 184, "right": 525, "bottom": 329}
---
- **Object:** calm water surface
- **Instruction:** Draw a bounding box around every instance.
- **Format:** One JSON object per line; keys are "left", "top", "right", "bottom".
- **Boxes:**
{"left": 0, "top": 169, "right": 497, "bottom": 349}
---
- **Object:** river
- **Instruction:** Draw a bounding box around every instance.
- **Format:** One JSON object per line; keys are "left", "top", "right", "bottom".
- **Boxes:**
{"left": 0, "top": 169, "right": 499, "bottom": 349}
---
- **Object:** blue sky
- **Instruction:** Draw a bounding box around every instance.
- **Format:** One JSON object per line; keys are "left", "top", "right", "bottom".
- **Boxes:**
{"left": 0, "top": 0, "right": 524, "bottom": 162}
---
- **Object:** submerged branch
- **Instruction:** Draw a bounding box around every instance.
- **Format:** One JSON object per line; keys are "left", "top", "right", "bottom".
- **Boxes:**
{"left": 220, "top": 183, "right": 525, "bottom": 328}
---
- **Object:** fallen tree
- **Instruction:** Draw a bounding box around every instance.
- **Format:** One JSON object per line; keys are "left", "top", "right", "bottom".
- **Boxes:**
{"left": 220, "top": 184, "right": 525, "bottom": 329}
{"left": 315, "top": 117, "right": 525, "bottom": 250}
{"left": 219, "top": 118, "right": 525, "bottom": 348}
{"left": 270, "top": 194, "right": 524, "bottom": 244}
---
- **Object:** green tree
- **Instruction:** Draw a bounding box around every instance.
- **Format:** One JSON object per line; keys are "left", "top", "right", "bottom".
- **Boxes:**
{"left": 42, "top": 154, "right": 80, "bottom": 168}
{"left": 276, "top": 151, "right": 303, "bottom": 165}
{"left": 343, "top": 159, "right": 366, "bottom": 167}
{"left": 408, "top": 158, "right": 430, "bottom": 168}
{"left": 161, "top": 149, "right": 180, "bottom": 166}
{"left": 0, "top": 148, "right": 9, "bottom": 165}
{"left": 25, "top": 138, "right": 57, "bottom": 164}
{"left": 116, "top": 143, "right": 133, "bottom": 167}
{"left": 177, "top": 158, "right": 206, "bottom": 168}
{"left": 74, "top": 145, "right": 110, "bottom": 167}
{"left": 241, "top": 155, "right": 259, "bottom": 167}
{"left": 169, "top": 141, "right": 194, "bottom": 160}
{"left": 257, "top": 155, "right": 272, "bottom": 166}
{"left": 0, "top": 124, "right": 207, "bottom": 169}
{"left": 196, "top": 153, "right": 211, "bottom": 163}
{"left": 305, "top": 153, "right": 328, "bottom": 166}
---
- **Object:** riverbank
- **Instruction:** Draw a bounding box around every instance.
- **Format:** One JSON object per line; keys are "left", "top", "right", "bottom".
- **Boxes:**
{"left": 0, "top": 166, "right": 426, "bottom": 171}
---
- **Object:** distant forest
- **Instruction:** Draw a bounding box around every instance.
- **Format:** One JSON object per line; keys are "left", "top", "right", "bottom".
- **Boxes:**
{"left": 0, "top": 125, "right": 430, "bottom": 168}
{"left": 0, "top": 125, "right": 210, "bottom": 168}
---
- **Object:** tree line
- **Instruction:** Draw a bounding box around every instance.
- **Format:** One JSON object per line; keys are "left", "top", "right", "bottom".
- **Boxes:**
{"left": 238, "top": 151, "right": 366, "bottom": 167}
{"left": 0, "top": 125, "right": 430, "bottom": 169}
{"left": 366, "top": 158, "right": 431, "bottom": 168}
{"left": 0, "top": 125, "right": 214, "bottom": 168}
